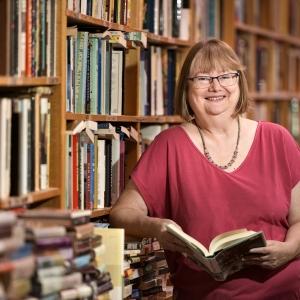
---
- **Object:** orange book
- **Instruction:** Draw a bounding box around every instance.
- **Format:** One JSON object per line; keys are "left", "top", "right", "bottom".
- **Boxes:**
{"left": 25, "top": 0, "right": 32, "bottom": 76}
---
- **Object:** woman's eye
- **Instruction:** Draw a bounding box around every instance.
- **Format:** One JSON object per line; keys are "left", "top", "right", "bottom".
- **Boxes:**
{"left": 198, "top": 77, "right": 209, "bottom": 82}
{"left": 220, "top": 75, "right": 230, "bottom": 80}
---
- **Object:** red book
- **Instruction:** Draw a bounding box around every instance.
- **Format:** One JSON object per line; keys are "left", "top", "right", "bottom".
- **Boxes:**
{"left": 72, "top": 134, "right": 79, "bottom": 209}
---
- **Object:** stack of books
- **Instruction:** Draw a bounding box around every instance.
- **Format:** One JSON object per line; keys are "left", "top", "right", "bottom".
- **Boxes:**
{"left": 0, "top": 211, "right": 35, "bottom": 299}
{"left": 123, "top": 238, "right": 173, "bottom": 300}
{"left": 17, "top": 208, "right": 113, "bottom": 299}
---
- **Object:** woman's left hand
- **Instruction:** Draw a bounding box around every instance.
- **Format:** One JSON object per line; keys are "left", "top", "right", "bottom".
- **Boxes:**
{"left": 242, "top": 240, "right": 295, "bottom": 269}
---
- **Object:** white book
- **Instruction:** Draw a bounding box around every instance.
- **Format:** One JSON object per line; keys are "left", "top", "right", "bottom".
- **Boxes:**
{"left": 97, "top": 139, "right": 106, "bottom": 208}
{"left": 80, "top": 0, "right": 87, "bottom": 14}
{"left": 111, "top": 139, "right": 120, "bottom": 205}
{"left": 162, "top": 0, "right": 169, "bottom": 37}
{"left": 179, "top": 8, "right": 191, "bottom": 41}
{"left": 0, "top": 99, "right": 12, "bottom": 200}
{"left": 110, "top": 50, "right": 123, "bottom": 116}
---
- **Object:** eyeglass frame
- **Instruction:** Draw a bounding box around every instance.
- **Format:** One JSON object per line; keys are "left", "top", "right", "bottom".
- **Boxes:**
{"left": 187, "top": 72, "right": 239, "bottom": 89}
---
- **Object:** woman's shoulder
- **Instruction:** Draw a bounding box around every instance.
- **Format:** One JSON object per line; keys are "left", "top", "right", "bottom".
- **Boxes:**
{"left": 259, "top": 121, "right": 292, "bottom": 136}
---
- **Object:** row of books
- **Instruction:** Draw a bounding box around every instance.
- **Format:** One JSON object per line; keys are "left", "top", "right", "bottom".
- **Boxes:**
{"left": 0, "top": 94, "right": 51, "bottom": 203}
{"left": 235, "top": 0, "right": 300, "bottom": 37}
{"left": 67, "top": 0, "right": 131, "bottom": 26}
{"left": 0, "top": 0, "right": 57, "bottom": 77}
{"left": 0, "top": 209, "right": 113, "bottom": 299}
{"left": 142, "top": 0, "right": 191, "bottom": 41}
{"left": 140, "top": 47, "right": 180, "bottom": 117}
{"left": 123, "top": 238, "right": 173, "bottom": 300}
{"left": 65, "top": 120, "right": 139, "bottom": 210}
{"left": 235, "top": 34, "right": 297, "bottom": 93}
{"left": 66, "top": 28, "right": 146, "bottom": 116}
{"left": 246, "top": 99, "right": 300, "bottom": 142}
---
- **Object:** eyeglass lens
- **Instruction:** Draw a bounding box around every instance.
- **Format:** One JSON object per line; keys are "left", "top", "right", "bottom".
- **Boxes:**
{"left": 193, "top": 73, "right": 238, "bottom": 88}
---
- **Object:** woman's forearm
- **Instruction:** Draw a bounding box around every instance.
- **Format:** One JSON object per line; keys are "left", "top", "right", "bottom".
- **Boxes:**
{"left": 285, "top": 221, "right": 300, "bottom": 259}
{"left": 110, "top": 206, "right": 163, "bottom": 238}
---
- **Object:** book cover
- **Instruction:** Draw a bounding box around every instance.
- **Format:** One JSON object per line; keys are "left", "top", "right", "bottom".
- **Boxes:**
{"left": 18, "top": 209, "right": 91, "bottom": 227}
{"left": 93, "top": 228, "right": 124, "bottom": 299}
{"left": 165, "top": 224, "right": 267, "bottom": 281}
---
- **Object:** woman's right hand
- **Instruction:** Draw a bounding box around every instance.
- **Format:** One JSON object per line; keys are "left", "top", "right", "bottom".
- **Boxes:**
{"left": 154, "top": 218, "right": 194, "bottom": 254}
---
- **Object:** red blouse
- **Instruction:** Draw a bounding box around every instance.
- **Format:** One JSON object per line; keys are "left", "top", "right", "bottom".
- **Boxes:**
{"left": 131, "top": 121, "right": 300, "bottom": 299}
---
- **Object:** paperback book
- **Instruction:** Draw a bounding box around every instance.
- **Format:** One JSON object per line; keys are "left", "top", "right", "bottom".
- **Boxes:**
{"left": 165, "top": 224, "right": 267, "bottom": 281}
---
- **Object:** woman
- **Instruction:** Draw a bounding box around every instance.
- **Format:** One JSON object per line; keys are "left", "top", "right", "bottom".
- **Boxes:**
{"left": 109, "top": 39, "right": 300, "bottom": 299}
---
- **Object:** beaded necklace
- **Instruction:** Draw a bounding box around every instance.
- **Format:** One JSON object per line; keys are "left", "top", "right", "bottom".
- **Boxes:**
{"left": 196, "top": 117, "right": 240, "bottom": 170}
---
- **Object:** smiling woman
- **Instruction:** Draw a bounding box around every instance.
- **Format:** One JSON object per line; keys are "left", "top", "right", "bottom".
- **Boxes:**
{"left": 109, "top": 38, "right": 300, "bottom": 300}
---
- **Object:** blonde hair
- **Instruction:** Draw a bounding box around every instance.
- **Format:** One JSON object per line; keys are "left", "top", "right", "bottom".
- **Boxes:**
{"left": 173, "top": 39, "right": 252, "bottom": 121}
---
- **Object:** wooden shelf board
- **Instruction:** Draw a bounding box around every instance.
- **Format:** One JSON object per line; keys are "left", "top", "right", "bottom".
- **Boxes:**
{"left": 66, "top": 10, "right": 193, "bottom": 47}
{"left": 250, "top": 91, "right": 300, "bottom": 100}
{"left": 0, "top": 188, "right": 60, "bottom": 209}
{"left": 66, "top": 113, "right": 183, "bottom": 123}
{"left": 0, "top": 77, "right": 60, "bottom": 87}
{"left": 90, "top": 207, "right": 112, "bottom": 218}
{"left": 146, "top": 33, "right": 194, "bottom": 47}
{"left": 235, "top": 22, "right": 300, "bottom": 47}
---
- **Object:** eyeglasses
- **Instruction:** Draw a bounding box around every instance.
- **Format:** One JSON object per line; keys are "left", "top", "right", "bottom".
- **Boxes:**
{"left": 188, "top": 72, "right": 239, "bottom": 89}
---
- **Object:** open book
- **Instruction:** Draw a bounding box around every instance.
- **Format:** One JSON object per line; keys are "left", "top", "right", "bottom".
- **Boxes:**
{"left": 165, "top": 224, "right": 267, "bottom": 281}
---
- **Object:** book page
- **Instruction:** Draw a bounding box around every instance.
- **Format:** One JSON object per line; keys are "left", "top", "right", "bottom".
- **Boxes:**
{"left": 165, "top": 224, "right": 209, "bottom": 256}
{"left": 209, "top": 230, "right": 257, "bottom": 254}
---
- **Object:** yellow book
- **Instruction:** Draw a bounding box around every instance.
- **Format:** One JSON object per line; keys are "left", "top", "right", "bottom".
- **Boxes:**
{"left": 94, "top": 228, "right": 124, "bottom": 299}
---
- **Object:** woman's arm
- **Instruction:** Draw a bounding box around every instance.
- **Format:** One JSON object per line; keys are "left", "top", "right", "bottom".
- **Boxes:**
{"left": 244, "top": 181, "right": 300, "bottom": 268}
{"left": 109, "top": 179, "right": 193, "bottom": 254}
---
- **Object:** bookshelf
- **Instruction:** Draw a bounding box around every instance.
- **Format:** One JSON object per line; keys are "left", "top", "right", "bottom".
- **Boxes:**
{"left": 1, "top": 0, "right": 300, "bottom": 299}
{"left": 231, "top": 0, "right": 300, "bottom": 143}
{"left": 1, "top": 0, "right": 299, "bottom": 221}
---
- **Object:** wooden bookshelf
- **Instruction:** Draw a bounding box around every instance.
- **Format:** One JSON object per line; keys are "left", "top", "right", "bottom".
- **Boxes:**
{"left": 0, "top": 188, "right": 60, "bottom": 209}
{"left": 227, "top": 0, "right": 300, "bottom": 143}
{"left": 1, "top": 1, "right": 299, "bottom": 299}
{"left": 1, "top": 0, "right": 299, "bottom": 214}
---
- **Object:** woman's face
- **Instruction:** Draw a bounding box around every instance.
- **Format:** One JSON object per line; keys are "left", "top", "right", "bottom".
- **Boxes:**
{"left": 187, "top": 69, "right": 240, "bottom": 118}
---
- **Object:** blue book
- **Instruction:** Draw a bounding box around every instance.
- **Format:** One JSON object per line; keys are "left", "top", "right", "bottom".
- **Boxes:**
{"left": 167, "top": 49, "right": 176, "bottom": 115}
{"left": 10, "top": 243, "right": 32, "bottom": 260}
{"left": 72, "top": 253, "right": 92, "bottom": 269}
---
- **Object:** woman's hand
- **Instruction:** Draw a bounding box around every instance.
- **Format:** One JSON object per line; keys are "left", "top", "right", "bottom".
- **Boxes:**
{"left": 154, "top": 219, "right": 194, "bottom": 255}
{"left": 242, "top": 240, "right": 296, "bottom": 269}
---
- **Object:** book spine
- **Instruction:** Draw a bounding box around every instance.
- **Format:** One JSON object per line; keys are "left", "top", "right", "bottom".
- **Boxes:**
{"left": 89, "top": 142, "right": 94, "bottom": 209}
{"left": 35, "top": 236, "right": 72, "bottom": 248}
{"left": 40, "top": 97, "right": 48, "bottom": 190}
{"left": 25, "top": 0, "right": 32, "bottom": 77}
{"left": 72, "top": 133, "right": 79, "bottom": 209}
{"left": 85, "top": 40, "right": 91, "bottom": 114}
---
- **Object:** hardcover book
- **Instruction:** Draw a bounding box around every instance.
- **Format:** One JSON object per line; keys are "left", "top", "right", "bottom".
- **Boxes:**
{"left": 165, "top": 224, "right": 267, "bottom": 281}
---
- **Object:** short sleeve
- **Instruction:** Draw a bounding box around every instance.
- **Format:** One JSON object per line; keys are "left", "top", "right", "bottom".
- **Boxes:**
{"left": 130, "top": 127, "right": 178, "bottom": 218}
